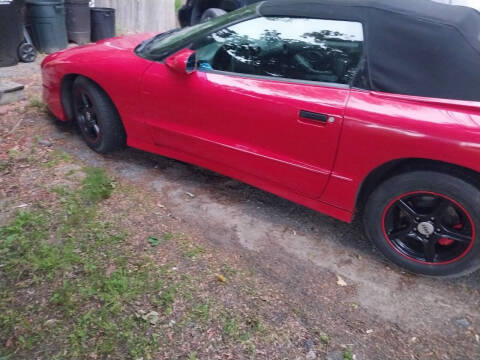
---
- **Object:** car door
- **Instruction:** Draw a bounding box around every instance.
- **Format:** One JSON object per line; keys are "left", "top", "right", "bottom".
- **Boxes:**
{"left": 142, "top": 16, "right": 365, "bottom": 199}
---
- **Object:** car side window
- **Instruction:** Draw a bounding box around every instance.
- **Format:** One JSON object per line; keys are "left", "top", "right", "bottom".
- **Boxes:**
{"left": 192, "top": 17, "right": 364, "bottom": 85}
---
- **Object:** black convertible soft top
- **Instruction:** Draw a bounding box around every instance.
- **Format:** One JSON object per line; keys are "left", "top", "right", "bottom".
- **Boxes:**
{"left": 259, "top": 0, "right": 480, "bottom": 102}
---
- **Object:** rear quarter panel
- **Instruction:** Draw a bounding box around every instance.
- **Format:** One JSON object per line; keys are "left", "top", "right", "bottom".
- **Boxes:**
{"left": 321, "top": 89, "right": 480, "bottom": 212}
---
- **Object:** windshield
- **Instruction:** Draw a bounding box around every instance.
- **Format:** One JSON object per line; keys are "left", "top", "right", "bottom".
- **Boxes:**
{"left": 136, "top": 3, "right": 260, "bottom": 61}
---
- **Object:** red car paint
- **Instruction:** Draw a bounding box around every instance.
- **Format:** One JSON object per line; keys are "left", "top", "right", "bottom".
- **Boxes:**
{"left": 41, "top": 34, "right": 480, "bottom": 223}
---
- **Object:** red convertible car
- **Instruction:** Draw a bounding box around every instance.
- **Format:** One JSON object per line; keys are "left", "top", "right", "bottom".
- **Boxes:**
{"left": 41, "top": 0, "right": 480, "bottom": 277}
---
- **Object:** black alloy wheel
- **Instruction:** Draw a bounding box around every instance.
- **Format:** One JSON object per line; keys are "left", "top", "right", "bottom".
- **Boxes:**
{"left": 74, "top": 89, "right": 101, "bottom": 145}
{"left": 72, "top": 76, "right": 126, "bottom": 153}
{"left": 382, "top": 191, "right": 474, "bottom": 264}
{"left": 364, "top": 171, "right": 480, "bottom": 277}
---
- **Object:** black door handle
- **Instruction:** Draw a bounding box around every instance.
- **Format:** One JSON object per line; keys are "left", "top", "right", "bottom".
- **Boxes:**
{"left": 299, "top": 110, "right": 329, "bottom": 123}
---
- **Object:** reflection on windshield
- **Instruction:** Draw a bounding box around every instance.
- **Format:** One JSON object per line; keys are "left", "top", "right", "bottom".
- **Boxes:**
{"left": 140, "top": 4, "right": 259, "bottom": 60}
{"left": 194, "top": 17, "right": 364, "bottom": 85}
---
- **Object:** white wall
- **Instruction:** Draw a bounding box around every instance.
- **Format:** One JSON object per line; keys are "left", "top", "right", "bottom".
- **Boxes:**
{"left": 94, "top": 0, "right": 176, "bottom": 34}
{"left": 433, "top": 0, "right": 480, "bottom": 10}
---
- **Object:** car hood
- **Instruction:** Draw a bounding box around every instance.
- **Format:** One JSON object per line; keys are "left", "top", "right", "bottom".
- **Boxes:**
{"left": 42, "top": 33, "right": 156, "bottom": 67}
{"left": 93, "top": 33, "right": 156, "bottom": 50}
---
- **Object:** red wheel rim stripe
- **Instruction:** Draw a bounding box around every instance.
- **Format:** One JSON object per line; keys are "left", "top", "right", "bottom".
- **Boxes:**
{"left": 381, "top": 191, "right": 476, "bottom": 265}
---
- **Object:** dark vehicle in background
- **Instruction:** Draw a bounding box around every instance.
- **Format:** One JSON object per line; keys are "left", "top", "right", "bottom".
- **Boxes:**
{"left": 178, "top": 0, "right": 259, "bottom": 26}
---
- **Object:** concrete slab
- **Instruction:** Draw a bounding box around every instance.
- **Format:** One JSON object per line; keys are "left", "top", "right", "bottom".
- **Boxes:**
{"left": 0, "top": 79, "right": 26, "bottom": 105}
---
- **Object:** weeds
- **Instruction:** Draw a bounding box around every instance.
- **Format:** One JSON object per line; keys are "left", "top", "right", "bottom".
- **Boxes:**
{"left": 28, "top": 98, "right": 44, "bottom": 109}
{"left": 0, "top": 165, "right": 275, "bottom": 359}
{"left": 81, "top": 167, "right": 113, "bottom": 202}
{"left": 0, "top": 167, "right": 162, "bottom": 359}
{"left": 175, "top": 0, "right": 183, "bottom": 11}
{"left": 43, "top": 149, "right": 71, "bottom": 167}
{"left": 344, "top": 348, "right": 354, "bottom": 360}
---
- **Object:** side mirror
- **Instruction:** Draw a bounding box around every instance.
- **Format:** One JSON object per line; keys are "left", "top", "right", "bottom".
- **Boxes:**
{"left": 165, "top": 49, "right": 197, "bottom": 75}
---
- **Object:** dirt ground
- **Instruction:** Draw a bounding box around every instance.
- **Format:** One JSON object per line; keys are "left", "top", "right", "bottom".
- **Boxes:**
{"left": 1, "top": 57, "right": 479, "bottom": 360}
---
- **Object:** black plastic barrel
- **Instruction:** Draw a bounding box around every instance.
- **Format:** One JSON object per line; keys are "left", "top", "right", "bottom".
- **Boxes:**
{"left": 26, "top": 0, "right": 68, "bottom": 53}
{"left": 65, "top": 0, "right": 90, "bottom": 44}
{"left": 91, "top": 7, "right": 115, "bottom": 42}
{"left": 0, "top": 0, "right": 26, "bottom": 67}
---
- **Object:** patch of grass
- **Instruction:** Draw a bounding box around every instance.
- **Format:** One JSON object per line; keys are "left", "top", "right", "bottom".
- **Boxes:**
{"left": 0, "top": 160, "right": 11, "bottom": 172}
{"left": 0, "top": 210, "right": 65, "bottom": 280}
{"left": 319, "top": 332, "right": 331, "bottom": 345}
{"left": 0, "top": 166, "right": 167, "bottom": 359}
{"left": 43, "top": 149, "right": 71, "bottom": 168}
{"left": 221, "top": 263, "right": 238, "bottom": 276}
{"left": 223, "top": 316, "right": 240, "bottom": 338}
{"left": 81, "top": 167, "right": 113, "bottom": 202}
{"left": 0, "top": 164, "right": 279, "bottom": 359}
{"left": 147, "top": 232, "right": 173, "bottom": 247}
{"left": 181, "top": 241, "right": 205, "bottom": 259}
{"left": 28, "top": 97, "right": 44, "bottom": 109}
{"left": 157, "top": 285, "right": 178, "bottom": 314}
{"left": 221, "top": 314, "right": 251, "bottom": 342}
{"left": 344, "top": 348, "right": 354, "bottom": 360}
{"left": 246, "top": 315, "right": 265, "bottom": 334}
{"left": 50, "top": 280, "right": 78, "bottom": 314}
{"left": 190, "top": 301, "right": 211, "bottom": 323}
{"left": 8, "top": 147, "right": 19, "bottom": 159}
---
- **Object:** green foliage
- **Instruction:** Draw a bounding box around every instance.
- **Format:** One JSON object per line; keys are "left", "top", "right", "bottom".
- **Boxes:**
{"left": 223, "top": 316, "right": 240, "bottom": 338}
{"left": 148, "top": 236, "right": 161, "bottom": 246}
{"left": 175, "top": 0, "right": 183, "bottom": 11}
{"left": 0, "top": 167, "right": 153, "bottom": 359}
{"left": 147, "top": 232, "right": 172, "bottom": 247}
{"left": 319, "top": 332, "right": 331, "bottom": 345}
{"left": 155, "top": 285, "right": 178, "bottom": 314}
{"left": 43, "top": 150, "right": 71, "bottom": 168}
{"left": 0, "top": 164, "right": 273, "bottom": 359}
{"left": 81, "top": 167, "right": 113, "bottom": 202}
{"left": 181, "top": 241, "right": 205, "bottom": 258}
{"left": 28, "top": 98, "right": 44, "bottom": 109}
{"left": 190, "top": 301, "right": 211, "bottom": 322}
{"left": 344, "top": 348, "right": 354, "bottom": 360}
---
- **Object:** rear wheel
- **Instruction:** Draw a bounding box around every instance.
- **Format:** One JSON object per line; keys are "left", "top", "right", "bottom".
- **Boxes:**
{"left": 364, "top": 171, "right": 480, "bottom": 277}
{"left": 72, "top": 77, "right": 126, "bottom": 154}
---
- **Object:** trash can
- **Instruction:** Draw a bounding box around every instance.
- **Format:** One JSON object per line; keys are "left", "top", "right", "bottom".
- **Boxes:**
{"left": 0, "top": 0, "right": 26, "bottom": 67}
{"left": 65, "top": 0, "right": 90, "bottom": 44}
{"left": 26, "top": 0, "right": 68, "bottom": 53}
{"left": 91, "top": 7, "right": 115, "bottom": 42}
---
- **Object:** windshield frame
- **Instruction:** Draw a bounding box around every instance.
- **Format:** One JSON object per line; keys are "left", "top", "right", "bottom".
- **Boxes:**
{"left": 136, "top": 3, "right": 262, "bottom": 62}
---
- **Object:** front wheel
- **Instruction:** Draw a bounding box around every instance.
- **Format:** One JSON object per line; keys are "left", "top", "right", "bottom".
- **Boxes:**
{"left": 72, "top": 76, "right": 126, "bottom": 154}
{"left": 364, "top": 171, "right": 480, "bottom": 277}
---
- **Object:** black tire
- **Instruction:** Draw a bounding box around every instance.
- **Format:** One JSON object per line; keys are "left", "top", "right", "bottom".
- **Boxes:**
{"left": 200, "top": 8, "right": 227, "bottom": 22}
{"left": 364, "top": 171, "right": 480, "bottom": 277}
{"left": 72, "top": 76, "right": 126, "bottom": 154}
